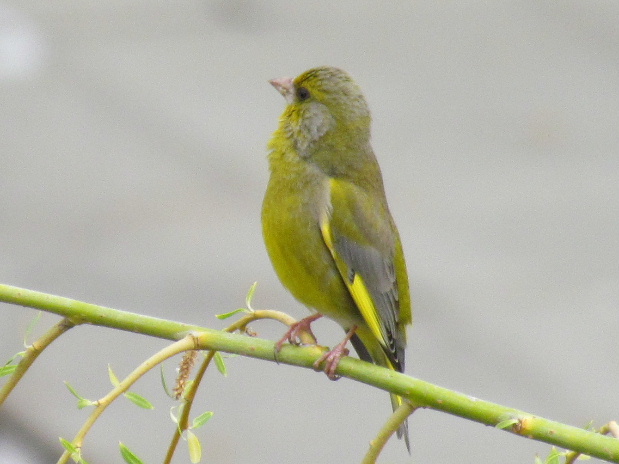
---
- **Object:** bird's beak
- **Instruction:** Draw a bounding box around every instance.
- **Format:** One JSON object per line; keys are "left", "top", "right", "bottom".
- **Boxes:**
{"left": 269, "top": 77, "right": 295, "bottom": 104}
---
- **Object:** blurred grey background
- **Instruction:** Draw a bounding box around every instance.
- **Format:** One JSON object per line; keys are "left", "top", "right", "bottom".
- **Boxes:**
{"left": 1, "top": 2, "right": 617, "bottom": 463}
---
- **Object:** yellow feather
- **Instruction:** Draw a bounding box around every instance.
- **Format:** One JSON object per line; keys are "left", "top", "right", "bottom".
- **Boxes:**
{"left": 319, "top": 199, "right": 387, "bottom": 351}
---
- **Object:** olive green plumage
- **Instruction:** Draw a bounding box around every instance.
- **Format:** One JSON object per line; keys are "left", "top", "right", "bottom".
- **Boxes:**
{"left": 262, "top": 66, "right": 412, "bottom": 450}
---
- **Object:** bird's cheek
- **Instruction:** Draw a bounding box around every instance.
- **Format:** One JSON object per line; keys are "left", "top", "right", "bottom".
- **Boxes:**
{"left": 299, "top": 108, "right": 334, "bottom": 151}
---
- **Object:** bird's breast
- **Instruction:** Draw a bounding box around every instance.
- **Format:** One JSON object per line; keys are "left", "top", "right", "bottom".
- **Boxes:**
{"left": 261, "top": 164, "right": 360, "bottom": 325}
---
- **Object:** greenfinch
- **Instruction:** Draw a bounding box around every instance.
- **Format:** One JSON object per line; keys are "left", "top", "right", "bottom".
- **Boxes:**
{"left": 262, "top": 66, "right": 412, "bottom": 450}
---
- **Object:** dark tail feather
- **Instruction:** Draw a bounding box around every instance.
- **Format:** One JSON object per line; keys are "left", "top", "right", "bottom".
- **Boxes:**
{"left": 350, "top": 332, "right": 411, "bottom": 453}
{"left": 390, "top": 393, "right": 411, "bottom": 453}
{"left": 349, "top": 332, "right": 373, "bottom": 363}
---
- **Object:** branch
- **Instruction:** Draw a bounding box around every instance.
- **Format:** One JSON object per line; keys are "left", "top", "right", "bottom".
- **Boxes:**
{"left": 57, "top": 336, "right": 198, "bottom": 464}
{"left": 163, "top": 307, "right": 315, "bottom": 463}
{"left": 363, "top": 401, "right": 418, "bottom": 464}
{"left": 1, "top": 283, "right": 618, "bottom": 463}
{"left": 0, "top": 317, "right": 75, "bottom": 402}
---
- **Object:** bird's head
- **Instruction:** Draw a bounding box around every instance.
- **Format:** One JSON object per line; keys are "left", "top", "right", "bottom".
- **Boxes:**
{"left": 270, "top": 66, "right": 371, "bottom": 159}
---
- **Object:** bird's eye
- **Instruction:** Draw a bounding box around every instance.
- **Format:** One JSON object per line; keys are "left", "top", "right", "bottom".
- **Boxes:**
{"left": 296, "top": 86, "right": 311, "bottom": 101}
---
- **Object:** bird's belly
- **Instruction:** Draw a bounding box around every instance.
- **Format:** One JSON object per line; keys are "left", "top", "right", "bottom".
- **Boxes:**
{"left": 263, "top": 203, "right": 362, "bottom": 328}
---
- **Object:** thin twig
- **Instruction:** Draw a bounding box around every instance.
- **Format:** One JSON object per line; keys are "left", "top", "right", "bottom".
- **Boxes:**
{"left": 363, "top": 401, "right": 417, "bottom": 464}
{"left": 0, "top": 317, "right": 76, "bottom": 404}
{"left": 57, "top": 335, "right": 198, "bottom": 464}
{"left": 163, "top": 308, "right": 314, "bottom": 462}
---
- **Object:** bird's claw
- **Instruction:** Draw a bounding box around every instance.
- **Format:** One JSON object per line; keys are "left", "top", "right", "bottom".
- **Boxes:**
{"left": 275, "top": 314, "right": 322, "bottom": 352}
{"left": 312, "top": 325, "right": 357, "bottom": 380}
{"left": 313, "top": 344, "right": 350, "bottom": 381}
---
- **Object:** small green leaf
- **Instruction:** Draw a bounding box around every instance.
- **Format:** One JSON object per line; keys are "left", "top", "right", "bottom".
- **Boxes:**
{"left": 583, "top": 420, "right": 595, "bottom": 431}
{"left": 192, "top": 411, "right": 214, "bottom": 429}
{"left": 108, "top": 364, "right": 120, "bottom": 387}
{"left": 215, "top": 308, "right": 247, "bottom": 320}
{"left": 124, "top": 392, "right": 154, "bottom": 409}
{"left": 187, "top": 430, "right": 202, "bottom": 463}
{"left": 65, "top": 382, "right": 95, "bottom": 409}
{"left": 119, "top": 442, "right": 144, "bottom": 464}
{"left": 77, "top": 398, "right": 95, "bottom": 409}
{"left": 213, "top": 352, "right": 227, "bottom": 376}
{"left": 495, "top": 418, "right": 518, "bottom": 429}
{"left": 160, "top": 365, "right": 174, "bottom": 398}
{"left": 6, "top": 350, "right": 25, "bottom": 365}
{"left": 65, "top": 381, "right": 84, "bottom": 400}
{"left": 245, "top": 281, "right": 258, "bottom": 310}
{"left": 23, "top": 311, "right": 42, "bottom": 347}
{"left": 534, "top": 457, "right": 543, "bottom": 464}
{"left": 543, "top": 447, "right": 564, "bottom": 464}
{"left": 59, "top": 437, "right": 78, "bottom": 454}
{"left": 0, "top": 364, "right": 18, "bottom": 377}
{"left": 59, "top": 439, "right": 90, "bottom": 464}
{"left": 170, "top": 406, "right": 180, "bottom": 424}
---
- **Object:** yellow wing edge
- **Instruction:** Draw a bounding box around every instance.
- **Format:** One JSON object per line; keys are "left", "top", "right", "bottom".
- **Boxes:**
{"left": 319, "top": 211, "right": 387, "bottom": 351}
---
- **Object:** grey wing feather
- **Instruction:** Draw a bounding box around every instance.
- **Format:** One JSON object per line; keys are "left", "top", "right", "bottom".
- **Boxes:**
{"left": 333, "top": 235, "right": 404, "bottom": 370}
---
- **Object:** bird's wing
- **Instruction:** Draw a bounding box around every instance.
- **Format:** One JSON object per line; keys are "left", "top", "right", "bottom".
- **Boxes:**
{"left": 320, "top": 177, "right": 407, "bottom": 369}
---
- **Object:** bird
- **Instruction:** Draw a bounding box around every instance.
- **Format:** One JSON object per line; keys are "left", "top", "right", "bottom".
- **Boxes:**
{"left": 261, "top": 66, "right": 412, "bottom": 450}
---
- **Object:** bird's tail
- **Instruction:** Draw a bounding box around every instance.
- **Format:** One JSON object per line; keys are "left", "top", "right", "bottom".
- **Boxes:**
{"left": 350, "top": 331, "right": 410, "bottom": 453}
{"left": 390, "top": 391, "right": 411, "bottom": 453}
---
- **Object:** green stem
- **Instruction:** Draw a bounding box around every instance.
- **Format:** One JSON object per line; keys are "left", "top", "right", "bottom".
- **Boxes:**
{"left": 57, "top": 336, "right": 197, "bottom": 464}
{"left": 2, "top": 283, "right": 618, "bottom": 463}
{"left": 163, "top": 350, "right": 214, "bottom": 464}
{"left": 164, "top": 308, "right": 313, "bottom": 463}
{"left": 0, "top": 317, "right": 76, "bottom": 404}
{"left": 363, "top": 401, "right": 417, "bottom": 464}
{"left": 0, "top": 283, "right": 202, "bottom": 340}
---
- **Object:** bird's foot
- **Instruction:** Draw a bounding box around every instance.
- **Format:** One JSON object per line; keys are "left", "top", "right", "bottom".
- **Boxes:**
{"left": 313, "top": 326, "right": 357, "bottom": 380}
{"left": 275, "top": 313, "right": 322, "bottom": 352}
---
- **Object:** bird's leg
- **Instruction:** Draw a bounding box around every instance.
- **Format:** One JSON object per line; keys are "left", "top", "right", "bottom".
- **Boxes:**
{"left": 313, "top": 325, "right": 357, "bottom": 381}
{"left": 275, "top": 313, "right": 323, "bottom": 351}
